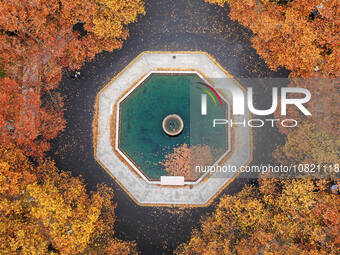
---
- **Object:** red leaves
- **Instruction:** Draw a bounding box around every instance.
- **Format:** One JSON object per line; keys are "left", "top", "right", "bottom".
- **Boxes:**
{"left": 0, "top": 0, "right": 145, "bottom": 157}
{"left": 0, "top": 78, "right": 65, "bottom": 158}
{"left": 207, "top": 0, "right": 340, "bottom": 77}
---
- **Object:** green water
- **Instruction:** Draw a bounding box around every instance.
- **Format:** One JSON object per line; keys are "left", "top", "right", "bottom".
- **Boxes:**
{"left": 119, "top": 74, "right": 227, "bottom": 180}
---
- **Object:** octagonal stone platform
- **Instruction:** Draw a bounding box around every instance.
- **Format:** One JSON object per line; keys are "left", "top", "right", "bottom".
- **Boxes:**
{"left": 94, "top": 51, "right": 252, "bottom": 206}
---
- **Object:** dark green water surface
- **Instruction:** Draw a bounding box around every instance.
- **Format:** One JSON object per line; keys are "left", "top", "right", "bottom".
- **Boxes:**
{"left": 119, "top": 74, "right": 227, "bottom": 180}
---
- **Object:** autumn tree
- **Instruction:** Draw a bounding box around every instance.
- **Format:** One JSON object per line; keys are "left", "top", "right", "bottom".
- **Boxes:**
{"left": 0, "top": 0, "right": 145, "bottom": 157}
{"left": 273, "top": 121, "right": 339, "bottom": 167}
{"left": 160, "top": 143, "right": 214, "bottom": 180}
{"left": 0, "top": 145, "right": 139, "bottom": 254}
{"left": 271, "top": 79, "right": 340, "bottom": 178}
{"left": 0, "top": 77, "right": 65, "bottom": 157}
{"left": 206, "top": 0, "right": 339, "bottom": 77}
{"left": 0, "top": 0, "right": 145, "bottom": 85}
{"left": 176, "top": 177, "right": 340, "bottom": 255}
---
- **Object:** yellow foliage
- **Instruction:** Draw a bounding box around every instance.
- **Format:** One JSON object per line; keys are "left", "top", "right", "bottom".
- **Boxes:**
{"left": 0, "top": 146, "right": 138, "bottom": 254}
{"left": 91, "top": 0, "right": 145, "bottom": 39}
{"left": 205, "top": 0, "right": 339, "bottom": 77}
{"left": 176, "top": 178, "right": 340, "bottom": 254}
{"left": 274, "top": 121, "right": 340, "bottom": 172}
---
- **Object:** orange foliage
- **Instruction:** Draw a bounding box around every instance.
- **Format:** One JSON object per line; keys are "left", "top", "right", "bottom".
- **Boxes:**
{"left": 0, "top": 1, "right": 144, "bottom": 253}
{"left": 206, "top": 0, "right": 340, "bottom": 77}
{"left": 0, "top": 0, "right": 145, "bottom": 157}
{"left": 0, "top": 0, "right": 145, "bottom": 85}
{"left": 273, "top": 121, "right": 339, "bottom": 170}
{"left": 160, "top": 143, "right": 214, "bottom": 180}
{"left": 272, "top": 79, "right": 339, "bottom": 169}
{"left": 0, "top": 77, "right": 65, "bottom": 157}
{"left": 176, "top": 177, "right": 340, "bottom": 255}
{"left": 0, "top": 145, "right": 138, "bottom": 254}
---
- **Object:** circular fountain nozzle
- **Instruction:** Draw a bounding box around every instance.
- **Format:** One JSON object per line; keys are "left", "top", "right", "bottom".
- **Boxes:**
{"left": 162, "top": 114, "right": 184, "bottom": 136}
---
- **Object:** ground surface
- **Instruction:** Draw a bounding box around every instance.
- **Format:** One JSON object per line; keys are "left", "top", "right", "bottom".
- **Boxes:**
{"left": 50, "top": 0, "right": 290, "bottom": 254}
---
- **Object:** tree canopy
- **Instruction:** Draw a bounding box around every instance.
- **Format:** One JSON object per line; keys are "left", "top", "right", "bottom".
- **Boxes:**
{"left": 206, "top": 0, "right": 339, "bottom": 77}
{"left": 176, "top": 177, "right": 340, "bottom": 255}
{"left": 0, "top": 145, "right": 139, "bottom": 254}
{"left": 0, "top": 0, "right": 145, "bottom": 157}
{"left": 0, "top": 77, "right": 65, "bottom": 157}
{"left": 0, "top": 0, "right": 145, "bottom": 84}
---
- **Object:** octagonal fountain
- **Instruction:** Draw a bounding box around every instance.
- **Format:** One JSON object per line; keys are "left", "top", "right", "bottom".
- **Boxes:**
{"left": 94, "top": 52, "right": 252, "bottom": 206}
